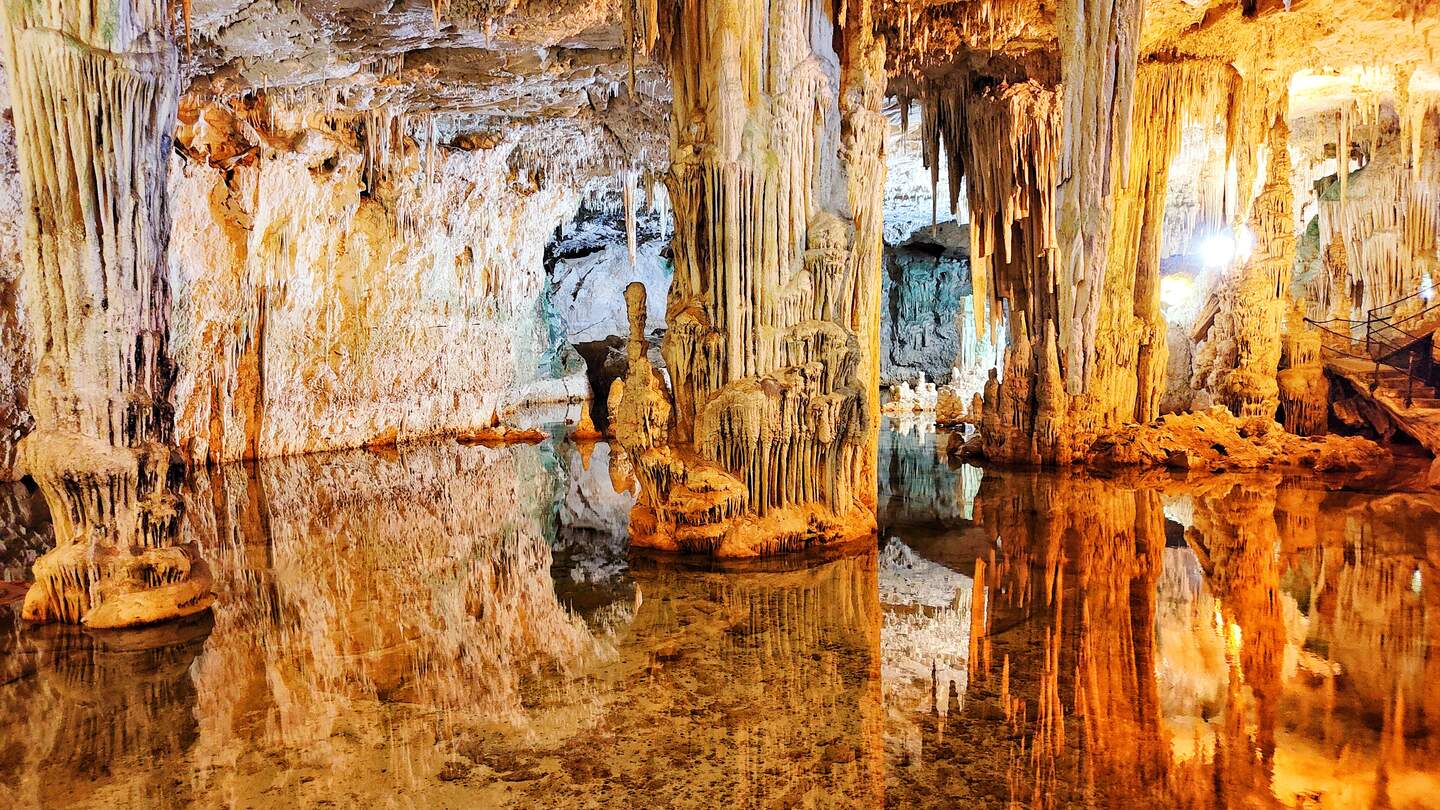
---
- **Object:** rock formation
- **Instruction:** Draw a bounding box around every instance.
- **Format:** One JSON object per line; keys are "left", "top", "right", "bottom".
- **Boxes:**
{"left": 0, "top": 0, "right": 668, "bottom": 624}
{"left": 169, "top": 100, "right": 594, "bottom": 462}
{"left": 889, "top": 3, "right": 1440, "bottom": 471}
{"left": 881, "top": 222, "right": 989, "bottom": 385}
{"left": 612, "top": 0, "right": 888, "bottom": 556}
{"left": 0, "top": 0, "right": 1438, "bottom": 626}
{"left": 3, "top": 0, "right": 212, "bottom": 627}
{"left": 0, "top": 70, "right": 25, "bottom": 482}
{"left": 1277, "top": 307, "right": 1328, "bottom": 435}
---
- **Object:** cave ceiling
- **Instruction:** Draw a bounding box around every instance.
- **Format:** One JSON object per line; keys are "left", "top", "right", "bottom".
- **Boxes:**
{"left": 179, "top": 0, "right": 1438, "bottom": 174}
{"left": 181, "top": 0, "right": 671, "bottom": 173}
{"left": 883, "top": 0, "right": 1439, "bottom": 111}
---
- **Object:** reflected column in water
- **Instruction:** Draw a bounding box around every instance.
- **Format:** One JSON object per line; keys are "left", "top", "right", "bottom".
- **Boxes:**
{"left": 181, "top": 440, "right": 620, "bottom": 802}
{"left": 1186, "top": 478, "right": 1287, "bottom": 799}
{"left": 0, "top": 616, "right": 212, "bottom": 809}
{"left": 902, "top": 471, "right": 1219, "bottom": 808}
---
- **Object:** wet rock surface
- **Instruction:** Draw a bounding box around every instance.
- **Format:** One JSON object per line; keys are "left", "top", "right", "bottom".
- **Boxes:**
{"left": 881, "top": 222, "right": 971, "bottom": 384}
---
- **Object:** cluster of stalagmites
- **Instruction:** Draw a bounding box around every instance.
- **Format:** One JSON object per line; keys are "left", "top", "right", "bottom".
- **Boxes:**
{"left": 616, "top": 276, "right": 873, "bottom": 556}
{"left": 19, "top": 440, "right": 214, "bottom": 629}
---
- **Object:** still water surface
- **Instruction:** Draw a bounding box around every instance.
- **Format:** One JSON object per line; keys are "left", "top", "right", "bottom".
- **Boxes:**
{"left": 0, "top": 419, "right": 1437, "bottom": 808}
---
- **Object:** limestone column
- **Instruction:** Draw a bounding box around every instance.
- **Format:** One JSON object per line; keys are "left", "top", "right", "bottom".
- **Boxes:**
{"left": 2, "top": 0, "right": 212, "bottom": 626}
{"left": 1220, "top": 118, "right": 1293, "bottom": 419}
{"left": 616, "top": 0, "right": 886, "bottom": 555}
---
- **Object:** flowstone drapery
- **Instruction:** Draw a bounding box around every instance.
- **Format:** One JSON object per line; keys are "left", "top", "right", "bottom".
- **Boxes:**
{"left": 613, "top": 0, "right": 887, "bottom": 556}
{"left": 1, "top": 0, "right": 212, "bottom": 626}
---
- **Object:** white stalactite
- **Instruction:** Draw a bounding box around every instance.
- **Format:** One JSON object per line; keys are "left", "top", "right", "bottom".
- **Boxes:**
{"left": 613, "top": 0, "right": 887, "bottom": 556}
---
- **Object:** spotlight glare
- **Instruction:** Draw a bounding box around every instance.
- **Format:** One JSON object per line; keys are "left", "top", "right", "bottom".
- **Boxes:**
{"left": 1235, "top": 226, "right": 1255, "bottom": 262}
{"left": 1159, "top": 275, "right": 1194, "bottom": 309}
{"left": 1200, "top": 233, "right": 1235, "bottom": 268}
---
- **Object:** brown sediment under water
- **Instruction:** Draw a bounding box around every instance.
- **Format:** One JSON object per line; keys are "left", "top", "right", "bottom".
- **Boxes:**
{"left": 0, "top": 419, "right": 1437, "bottom": 808}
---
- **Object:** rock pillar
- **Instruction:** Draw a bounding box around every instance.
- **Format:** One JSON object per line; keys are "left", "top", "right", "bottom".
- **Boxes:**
{"left": 615, "top": 0, "right": 886, "bottom": 555}
{"left": 2, "top": 0, "right": 211, "bottom": 626}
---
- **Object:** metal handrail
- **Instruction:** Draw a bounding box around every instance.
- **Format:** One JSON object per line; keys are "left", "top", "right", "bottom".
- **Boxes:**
{"left": 1384, "top": 298, "right": 1440, "bottom": 335}
{"left": 1367, "top": 286, "right": 1434, "bottom": 318}
{"left": 1305, "top": 308, "right": 1436, "bottom": 408}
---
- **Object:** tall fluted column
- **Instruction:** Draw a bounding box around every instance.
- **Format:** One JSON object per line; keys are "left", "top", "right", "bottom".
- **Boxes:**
{"left": 615, "top": 0, "right": 885, "bottom": 556}
{"left": 1216, "top": 117, "right": 1293, "bottom": 418}
{"left": 2, "top": 0, "right": 211, "bottom": 626}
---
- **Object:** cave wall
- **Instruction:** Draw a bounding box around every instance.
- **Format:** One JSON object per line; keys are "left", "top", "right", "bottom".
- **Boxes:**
{"left": 0, "top": 73, "right": 604, "bottom": 477}
{"left": 880, "top": 221, "right": 986, "bottom": 385}
{"left": 168, "top": 113, "right": 586, "bottom": 464}
{"left": 550, "top": 240, "right": 671, "bottom": 345}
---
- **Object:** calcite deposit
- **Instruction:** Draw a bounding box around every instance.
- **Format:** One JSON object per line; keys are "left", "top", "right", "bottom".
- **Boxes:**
{"left": 1080, "top": 407, "right": 1391, "bottom": 475}
{"left": 611, "top": 0, "right": 888, "bottom": 556}
{"left": 168, "top": 100, "right": 592, "bottom": 462}
{"left": 4, "top": 0, "right": 212, "bottom": 627}
{"left": 2, "top": 0, "right": 1440, "bottom": 624}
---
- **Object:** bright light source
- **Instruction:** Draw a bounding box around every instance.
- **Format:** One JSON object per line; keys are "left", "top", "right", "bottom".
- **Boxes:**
{"left": 1235, "top": 226, "right": 1255, "bottom": 262}
{"left": 1199, "top": 232, "right": 1235, "bottom": 268}
{"left": 1196, "top": 226, "right": 1254, "bottom": 269}
{"left": 1159, "top": 275, "right": 1194, "bottom": 309}
{"left": 1422, "top": 271, "right": 1435, "bottom": 303}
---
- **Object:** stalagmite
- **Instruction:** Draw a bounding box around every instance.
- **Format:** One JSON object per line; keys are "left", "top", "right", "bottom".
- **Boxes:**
{"left": 1208, "top": 113, "right": 1294, "bottom": 420}
{"left": 1099, "top": 61, "right": 1234, "bottom": 426}
{"left": 1277, "top": 308, "right": 1328, "bottom": 436}
{"left": 2, "top": 0, "right": 212, "bottom": 626}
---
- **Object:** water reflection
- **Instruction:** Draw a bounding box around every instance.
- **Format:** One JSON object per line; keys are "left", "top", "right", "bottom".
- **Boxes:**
{"left": 0, "top": 422, "right": 1435, "bottom": 807}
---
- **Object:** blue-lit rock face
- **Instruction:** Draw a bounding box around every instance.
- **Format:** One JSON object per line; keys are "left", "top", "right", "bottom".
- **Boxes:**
{"left": 881, "top": 222, "right": 971, "bottom": 384}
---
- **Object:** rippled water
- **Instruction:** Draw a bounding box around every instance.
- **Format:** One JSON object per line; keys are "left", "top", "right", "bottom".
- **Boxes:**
{"left": 1, "top": 418, "right": 1437, "bottom": 808}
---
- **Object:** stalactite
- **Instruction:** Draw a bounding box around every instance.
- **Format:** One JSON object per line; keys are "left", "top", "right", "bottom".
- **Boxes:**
{"left": 944, "top": 79, "right": 1063, "bottom": 344}
{"left": 915, "top": 77, "right": 1062, "bottom": 462}
{"left": 1317, "top": 94, "right": 1440, "bottom": 319}
{"left": 2, "top": 0, "right": 212, "bottom": 625}
{"left": 623, "top": 169, "right": 638, "bottom": 268}
{"left": 622, "top": 0, "right": 661, "bottom": 95}
{"left": 1339, "top": 104, "right": 1351, "bottom": 205}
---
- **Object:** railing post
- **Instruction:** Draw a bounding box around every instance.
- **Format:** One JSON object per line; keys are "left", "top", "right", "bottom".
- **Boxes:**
{"left": 1406, "top": 353, "right": 1416, "bottom": 408}
{"left": 1369, "top": 318, "right": 1381, "bottom": 391}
